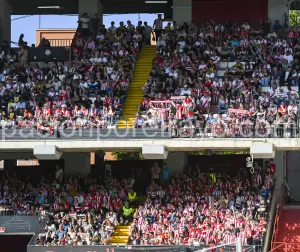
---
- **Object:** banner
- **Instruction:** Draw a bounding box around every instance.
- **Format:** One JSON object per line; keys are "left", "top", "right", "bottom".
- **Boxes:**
{"left": 149, "top": 100, "right": 171, "bottom": 104}
{"left": 227, "top": 109, "right": 249, "bottom": 114}
{"left": 169, "top": 96, "right": 186, "bottom": 100}
{"left": 28, "top": 47, "right": 67, "bottom": 62}
{"left": 0, "top": 216, "right": 39, "bottom": 234}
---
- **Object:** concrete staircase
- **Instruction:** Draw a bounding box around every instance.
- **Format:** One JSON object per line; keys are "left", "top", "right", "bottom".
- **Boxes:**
{"left": 110, "top": 225, "right": 130, "bottom": 245}
{"left": 118, "top": 45, "right": 156, "bottom": 128}
{"left": 275, "top": 208, "right": 300, "bottom": 244}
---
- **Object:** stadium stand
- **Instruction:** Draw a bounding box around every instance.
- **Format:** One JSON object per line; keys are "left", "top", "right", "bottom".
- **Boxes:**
{"left": 0, "top": 19, "right": 143, "bottom": 131}
{"left": 0, "top": 158, "right": 275, "bottom": 247}
{"left": 0, "top": 15, "right": 290, "bottom": 250}
{"left": 134, "top": 20, "right": 300, "bottom": 138}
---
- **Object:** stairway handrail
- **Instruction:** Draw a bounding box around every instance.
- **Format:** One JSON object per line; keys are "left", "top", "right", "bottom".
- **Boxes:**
{"left": 265, "top": 182, "right": 288, "bottom": 252}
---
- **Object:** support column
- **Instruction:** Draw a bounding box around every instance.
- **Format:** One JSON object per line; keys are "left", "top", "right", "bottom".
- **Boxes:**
{"left": 78, "top": 0, "right": 103, "bottom": 24}
{"left": 0, "top": 0, "right": 11, "bottom": 43}
{"left": 285, "top": 151, "right": 300, "bottom": 200}
{"left": 165, "top": 152, "right": 188, "bottom": 175}
{"left": 63, "top": 152, "right": 91, "bottom": 176}
{"left": 268, "top": 0, "right": 288, "bottom": 26}
{"left": 172, "top": 0, "right": 192, "bottom": 25}
{"left": 273, "top": 151, "right": 285, "bottom": 187}
{"left": 92, "top": 151, "right": 105, "bottom": 179}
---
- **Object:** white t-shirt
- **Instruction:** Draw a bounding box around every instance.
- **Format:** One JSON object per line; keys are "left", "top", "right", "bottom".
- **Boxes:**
{"left": 80, "top": 82, "right": 88, "bottom": 88}
{"left": 283, "top": 54, "right": 293, "bottom": 64}
{"left": 56, "top": 168, "right": 63, "bottom": 181}
{"left": 80, "top": 17, "right": 90, "bottom": 29}
{"left": 178, "top": 41, "right": 186, "bottom": 49}
{"left": 241, "top": 24, "right": 251, "bottom": 31}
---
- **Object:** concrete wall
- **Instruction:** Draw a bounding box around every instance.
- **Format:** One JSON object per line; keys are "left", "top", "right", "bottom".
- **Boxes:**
{"left": 273, "top": 151, "right": 285, "bottom": 189}
{"left": 173, "top": 0, "right": 192, "bottom": 25}
{"left": 0, "top": 0, "right": 11, "bottom": 43}
{"left": 4, "top": 138, "right": 300, "bottom": 152}
{"left": 78, "top": 0, "right": 103, "bottom": 24}
{"left": 192, "top": 0, "right": 267, "bottom": 27}
{"left": 165, "top": 152, "right": 188, "bottom": 175}
{"left": 287, "top": 151, "right": 300, "bottom": 200}
{"left": 36, "top": 29, "right": 76, "bottom": 47}
{"left": 63, "top": 152, "right": 91, "bottom": 176}
{"left": 268, "top": 0, "right": 288, "bottom": 26}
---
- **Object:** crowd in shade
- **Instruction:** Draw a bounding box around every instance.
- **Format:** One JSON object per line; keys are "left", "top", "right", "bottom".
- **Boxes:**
{"left": 135, "top": 17, "right": 300, "bottom": 138}
{"left": 0, "top": 158, "right": 275, "bottom": 247}
{"left": 0, "top": 15, "right": 158, "bottom": 131}
{"left": 0, "top": 165, "right": 135, "bottom": 246}
{"left": 126, "top": 160, "right": 275, "bottom": 246}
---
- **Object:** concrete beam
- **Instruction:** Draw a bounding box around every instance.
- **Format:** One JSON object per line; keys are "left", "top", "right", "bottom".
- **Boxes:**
{"left": 0, "top": 138, "right": 300, "bottom": 152}
{"left": 0, "top": 0, "right": 11, "bottom": 43}
{"left": 78, "top": 0, "right": 103, "bottom": 24}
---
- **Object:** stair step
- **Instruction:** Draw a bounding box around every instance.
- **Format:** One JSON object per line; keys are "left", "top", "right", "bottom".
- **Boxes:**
{"left": 115, "top": 228, "right": 131, "bottom": 232}
{"left": 125, "top": 98, "right": 142, "bottom": 101}
{"left": 119, "top": 46, "right": 155, "bottom": 129}
{"left": 127, "top": 86, "right": 144, "bottom": 89}
{"left": 110, "top": 239, "right": 128, "bottom": 243}
{"left": 111, "top": 235, "right": 129, "bottom": 239}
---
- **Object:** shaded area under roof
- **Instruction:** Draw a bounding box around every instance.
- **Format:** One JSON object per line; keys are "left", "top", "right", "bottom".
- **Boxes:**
{"left": 290, "top": 1, "right": 300, "bottom": 10}
{"left": 7, "top": 0, "right": 170, "bottom": 15}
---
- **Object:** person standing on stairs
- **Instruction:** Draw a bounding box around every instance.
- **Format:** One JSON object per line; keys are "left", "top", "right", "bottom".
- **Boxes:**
{"left": 128, "top": 188, "right": 137, "bottom": 206}
{"left": 120, "top": 201, "right": 133, "bottom": 225}
{"left": 143, "top": 21, "right": 153, "bottom": 45}
{"left": 153, "top": 14, "right": 164, "bottom": 42}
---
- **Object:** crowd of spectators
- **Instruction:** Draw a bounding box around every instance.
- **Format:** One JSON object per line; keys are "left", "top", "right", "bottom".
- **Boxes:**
{"left": 0, "top": 157, "right": 275, "bottom": 248}
{"left": 0, "top": 166, "right": 136, "bottom": 246}
{"left": 126, "top": 159, "right": 276, "bottom": 247}
{"left": 136, "top": 18, "right": 300, "bottom": 138}
{"left": 0, "top": 15, "right": 157, "bottom": 131}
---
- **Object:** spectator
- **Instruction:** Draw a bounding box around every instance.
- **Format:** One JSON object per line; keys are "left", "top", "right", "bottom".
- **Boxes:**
{"left": 79, "top": 13, "right": 91, "bottom": 38}
{"left": 128, "top": 160, "right": 274, "bottom": 246}
{"left": 121, "top": 201, "right": 133, "bottom": 225}
{"left": 133, "top": 19, "right": 300, "bottom": 138}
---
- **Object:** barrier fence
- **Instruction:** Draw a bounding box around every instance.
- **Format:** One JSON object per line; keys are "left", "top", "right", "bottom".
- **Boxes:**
{"left": 27, "top": 244, "right": 262, "bottom": 252}
{"left": 0, "top": 123, "right": 299, "bottom": 140}
{"left": 270, "top": 242, "right": 300, "bottom": 252}
{"left": 0, "top": 211, "right": 47, "bottom": 234}
{"left": 48, "top": 39, "right": 73, "bottom": 47}
{"left": 270, "top": 183, "right": 288, "bottom": 252}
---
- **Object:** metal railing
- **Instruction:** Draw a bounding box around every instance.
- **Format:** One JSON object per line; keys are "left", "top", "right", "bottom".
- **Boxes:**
{"left": 270, "top": 183, "right": 288, "bottom": 251}
{"left": 270, "top": 242, "right": 300, "bottom": 252}
{"left": 1, "top": 122, "right": 300, "bottom": 140}
{"left": 27, "top": 244, "right": 262, "bottom": 252}
{"left": 47, "top": 39, "right": 73, "bottom": 47}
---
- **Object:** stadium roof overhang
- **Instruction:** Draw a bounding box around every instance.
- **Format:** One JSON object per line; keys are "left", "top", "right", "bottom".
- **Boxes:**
{"left": 7, "top": 0, "right": 171, "bottom": 15}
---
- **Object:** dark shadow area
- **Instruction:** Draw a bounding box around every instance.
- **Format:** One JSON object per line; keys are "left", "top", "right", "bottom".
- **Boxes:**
{"left": 0, "top": 235, "right": 33, "bottom": 252}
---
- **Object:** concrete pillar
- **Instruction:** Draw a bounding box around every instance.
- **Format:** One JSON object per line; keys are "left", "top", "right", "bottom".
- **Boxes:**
{"left": 92, "top": 151, "right": 105, "bottom": 179}
{"left": 172, "top": 0, "right": 192, "bottom": 25}
{"left": 285, "top": 151, "right": 300, "bottom": 200}
{"left": 63, "top": 152, "right": 91, "bottom": 176}
{"left": 78, "top": 0, "right": 103, "bottom": 24}
{"left": 165, "top": 152, "right": 188, "bottom": 175}
{"left": 0, "top": 0, "right": 11, "bottom": 43}
{"left": 273, "top": 151, "right": 285, "bottom": 187}
{"left": 268, "top": 0, "right": 288, "bottom": 26}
